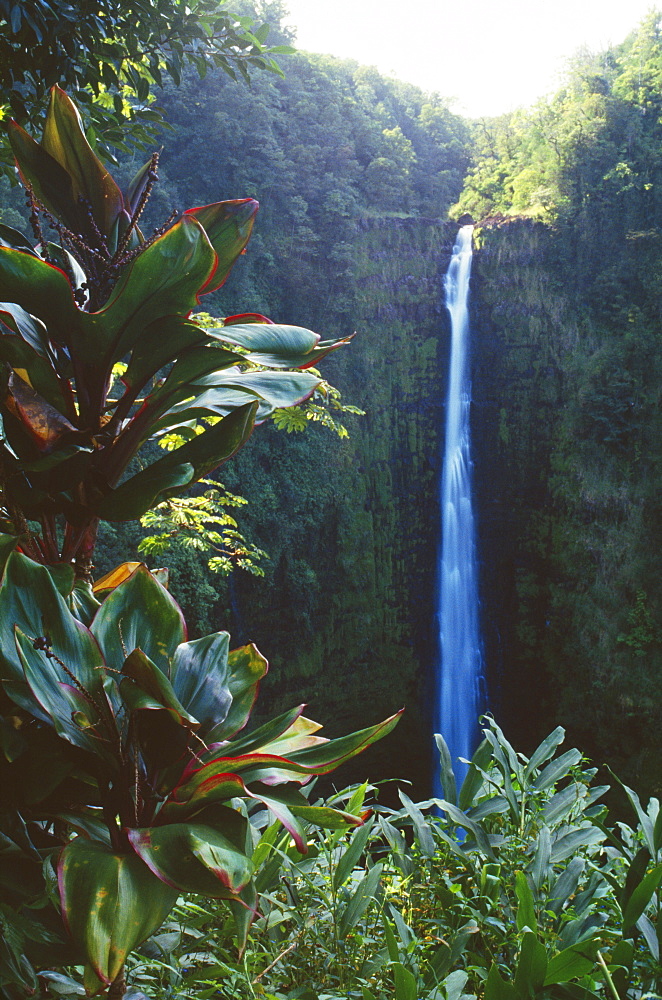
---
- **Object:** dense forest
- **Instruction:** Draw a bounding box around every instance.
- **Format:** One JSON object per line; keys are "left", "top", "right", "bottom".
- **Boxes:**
{"left": 1, "top": 3, "right": 660, "bottom": 801}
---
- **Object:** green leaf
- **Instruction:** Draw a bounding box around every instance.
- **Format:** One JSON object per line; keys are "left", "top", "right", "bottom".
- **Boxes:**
{"left": 120, "top": 648, "right": 200, "bottom": 729}
{"left": 95, "top": 462, "right": 196, "bottom": 522}
{"left": 120, "top": 316, "right": 208, "bottom": 392}
{"left": 524, "top": 725, "right": 566, "bottom": 780}
{"left": 434, "top": 797, "right": 496, "bottom": 859}
{"left": 209, "top": 323, "right": 351, "bottom": 369}
{"left": 58, "top": 839, "right": 178, "bottom": 984}
{"left": 333, "top": 818, "right": 375, "bottom": 890}
{"left": 546, "top": 857, "right": 585, "bottom": 916}
{"left": 41, "top": 87, "right": 124, "bottom": 238}
{"left": 544, "top": 943, "right": 597, "bottom": 985}
{"left": 15, "top": 627, "right": 112, "bottom": 758}
{"left": 91, "top": 563, "right": 185, "bottom": 675}
{"left": 398, "top": 790, "right": 435, "bottom": 858}
{"left": 0, "top": 551, "right": 108, "bottom": 721}
{"left": 127, "top": 816, "right": 253, "bottom": 898}
{"left": 514, "top": 932, "right": 548, "bottom": 996}
{"left": 185, "top": 199, "right": 258, "bottom": 294}
{"left": 549, "top": 825, "right": 605, "bottom": 862}
{"left": 338, "top": 862, "right": 382, "bottom": 937}
{"left": 152, "top": 369, "right": 320, "bottom": 428}
{"left": 97, "top": 402, "right": 258, "bottom": 520}
{"left": 213, "top": 642, "right": 269, "bottom": 741}
{"left": 435, "top": 732, "right": 457, "bottom": 805}
{"left": 285, "top": 710, "right": 403, "bottom": 774}
{"left": 392, "top": 962, "right": 417, "bottom": 1000}
{"left": 515, "top": 871, "right": 537, "bottom": 932}
{"left": 622, "top": 863, "right": 662, "bottom": 931}
{"left": 533, "top": 749, "right": 583, "bottom": 791}
{"left": 7, "top": 120, "right": 81, "bottom": 235}
{"left": 0, "top": 249, "right": 79, "bottom": 347}
{"left": 458, "top": 738, "right": 493, "bottom": 810}
{"left": 485, "top": 963, "right": 517, "bottom": 1000}
{"left": 82, "top": 216, "right": 216, "bottom": 365}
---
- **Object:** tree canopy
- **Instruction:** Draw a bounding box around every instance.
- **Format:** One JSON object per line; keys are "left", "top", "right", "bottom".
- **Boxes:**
{"left": 0, "top": 0, "right": 293, "bottom": 172}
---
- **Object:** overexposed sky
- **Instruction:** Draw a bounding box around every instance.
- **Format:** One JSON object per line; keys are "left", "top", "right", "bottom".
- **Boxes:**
{"left": 283, "top": 1, "right": 658, "bottom": 116}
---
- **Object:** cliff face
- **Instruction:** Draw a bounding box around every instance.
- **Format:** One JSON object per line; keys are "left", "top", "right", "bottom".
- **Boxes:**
{"left": 470, "top": 218, "right": 662, "bottom": 797}
{"left": 223, "top": 217, "right": 457, "bottom": 796}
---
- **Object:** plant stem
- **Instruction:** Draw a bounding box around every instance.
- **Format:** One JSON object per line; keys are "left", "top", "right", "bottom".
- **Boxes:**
{"left": 107, "top": 967, "right": 126, "bottom": 1000}
{"left": 596, "top": 949, "right": 621, "bottom": 1000}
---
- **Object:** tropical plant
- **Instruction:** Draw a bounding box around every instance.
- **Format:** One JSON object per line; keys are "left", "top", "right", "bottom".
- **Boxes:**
{"left": 0, "top": 85, "right": 350, "bottom": 579}
{"left": 0, "top": 85, "right": 402, "bottom": 1000}
{"left": 72, "top": 718, "right": 659, "bottom": 1000}
{"left": 0, "top": 543, "right": 401, "bottom": 999}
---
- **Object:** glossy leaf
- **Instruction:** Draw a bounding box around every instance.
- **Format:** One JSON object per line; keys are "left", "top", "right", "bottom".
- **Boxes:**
{"left": 41, "top": 87, "right": 124, "bottom": 238}
{"left": 120, "top": 648, "right": 199, "bottom": 729}
{"left": 152, "top": 369, "right": 320, "bottom": 429}
{"left": 91, "top": 563, "right": 186, "bottom": 675}
{"left": 185, "top": 199, "right": 258, "bottom": 294}
{"left": 285, "top": 710, "right": 403, "bottom": 774}
{"left": 81, "top": 216, "right": 216, "bottom": 365}
{"left": 209, "top": 323, "right": 352, "bottom": 369}
{"left": 0, "top": 249, "right": 78, "bottom": 346}
{"left": 120, "top": 316, "right": 208, "bottom": 392}
{"left": 58, "top": 839, "right": 178, "bottom": 984}
{"left": 622, "top": 863, "right": 662, "bottom": 931}
{"left": 168, "top": 632, "right": 233, "bottom": 738}
{"left": 128, "top": 817, "right": 253, "bottom": 897}
{"left": 8, "top": 119, "right": 81, "bottom": 234}
{"left": 515, "top": 870, "right": 537, "bottom": 931}
{"left": 544, "top": 943, "right": 598, "bottom": 985}
{"left": 15, "top": 628, "right": 111, "bottom": 757}
{"left": 514, "top": 932, "right": 547, "bottom": 996}
{"left": 97, "top": 402, "right": 258, "bottom": 520}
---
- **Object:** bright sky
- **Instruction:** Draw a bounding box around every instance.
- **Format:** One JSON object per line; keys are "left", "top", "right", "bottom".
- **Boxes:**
{"left": 283, "top": 1, "right": 659, "bottom": 117}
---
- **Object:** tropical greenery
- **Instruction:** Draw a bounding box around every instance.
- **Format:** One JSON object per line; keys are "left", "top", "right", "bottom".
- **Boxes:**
{"left": 0, "top": 0, "right": 292, "bottom": 174}
{"left": 0, "top": 86, "right": 400, "bottom": 999}
{"left": 8, "top": 719, "right": 659, "bottom": 999}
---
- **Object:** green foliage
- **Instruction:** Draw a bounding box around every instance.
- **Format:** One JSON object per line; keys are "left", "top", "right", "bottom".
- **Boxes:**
{"left": 0, "top": 87, "right": 346, "bottom": 574}
{"left": 0, "top": 551, "right": 401, "bottom": 995}
{"left": 138, "top": 478, "right": 267, "bottom": 578}
{"left": 0, "top": 0, "right": 293, "bottom": 176}
{"left": 31, "top": 719, "right": 660, "bottom": 999}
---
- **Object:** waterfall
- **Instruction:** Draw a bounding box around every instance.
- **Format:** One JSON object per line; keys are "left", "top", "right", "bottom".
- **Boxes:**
{"left": 436, "top": 224, "right": 484, "bottom": 785}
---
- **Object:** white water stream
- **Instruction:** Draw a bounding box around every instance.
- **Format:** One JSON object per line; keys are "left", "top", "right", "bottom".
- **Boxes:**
{"left": 436, "top": 224, "right": 484, "bottom": 780}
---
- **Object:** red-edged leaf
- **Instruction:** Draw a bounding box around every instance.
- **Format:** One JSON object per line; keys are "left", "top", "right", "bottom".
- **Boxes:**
{"left": 221, "top": 312, "right": 274, "bottom": 325}
{"left": 208, "top": 323, "right": 353, "bottom": 369}
{"left": 81, "top": 215, "right": 217, "bottom": 365}
{"left": 58, "top": 839, "right": 177, "bottom": 985}
{"left": 128, "top": 815, "right": 253, "bottom": 897}
{"left": 42, "top": 87, "right": 124, "bottom": 238}
{"left": 7, "top": 118, "right": 81, "bottom": 233}
{"left": 185, "top": 198, "right": 258, "bottom": 294}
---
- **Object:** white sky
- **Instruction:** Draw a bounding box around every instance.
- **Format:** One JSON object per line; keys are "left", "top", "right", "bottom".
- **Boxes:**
{"left": 282, "top": 1, "right": 659, "bottom": 117}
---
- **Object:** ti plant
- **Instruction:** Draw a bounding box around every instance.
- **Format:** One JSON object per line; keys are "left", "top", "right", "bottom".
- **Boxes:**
{"left": 0, "top": 86, "right": 349, "bottom": 578}
{"left": 0, "top": 543, "right": 401, "bottom": 998}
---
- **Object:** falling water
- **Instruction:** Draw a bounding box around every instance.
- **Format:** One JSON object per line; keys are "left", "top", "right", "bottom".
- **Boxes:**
{"left": 436, "top": 224, "right": 484, "bottom": 784}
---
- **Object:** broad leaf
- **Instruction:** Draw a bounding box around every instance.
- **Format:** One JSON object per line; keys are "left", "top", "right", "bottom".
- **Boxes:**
{"left": 185, "top": 199, "right": 258, "bottom": 294}
{"left": 41, "top": 87, "right": 124, "bottom": 239}
{"left": 209, "top": 323, "right": 351, "bottom": 370}
{"left": 97, "top": 402, "right": 257, "bottom": 520}
{"left": 91, "top": 563, "right": 185, "bottom": 674}
{"left": 0, "top": 249, "right": 79, "bottom": 346}
{"left": 81, "top": 216, "right": 216, "bottom": 365}
{"left": 120, "top": 648, "right": 199, "bottom": 729}
{"left": 58, "top": 839, "right": 177, "bottom": 984}
{"left": 128, "top": 816, "right": 253, "bottom": 897}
